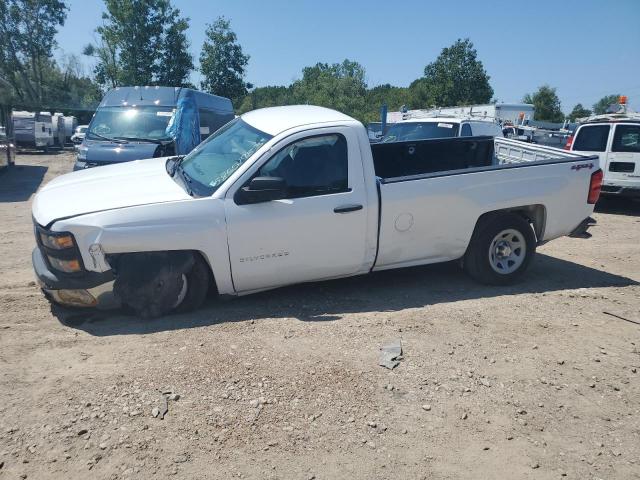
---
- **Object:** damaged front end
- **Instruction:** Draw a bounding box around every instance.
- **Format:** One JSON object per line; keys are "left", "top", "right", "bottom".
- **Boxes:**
{"left": 32, "top": 225, "right": 119, "bottom": 309}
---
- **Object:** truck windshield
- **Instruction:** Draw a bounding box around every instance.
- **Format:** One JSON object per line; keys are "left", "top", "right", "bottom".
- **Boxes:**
{"left": 178, "top": 118, "right": 272, "bottom": 195}
{"left": 381, "top": 122, "right": 459, "bottom": 142}
{"left": 87, "top": 106, "right": 175, "bottom": 142}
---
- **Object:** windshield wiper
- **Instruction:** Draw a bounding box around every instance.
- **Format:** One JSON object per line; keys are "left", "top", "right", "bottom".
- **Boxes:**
{"left": 87, "top": 131, "right": 128, "bottom": 144}
{"left": 114, "top": 136, "right": 171, "bottom": 144}
{"left": 173, "top": 161, "right": 194, "bottom": 196}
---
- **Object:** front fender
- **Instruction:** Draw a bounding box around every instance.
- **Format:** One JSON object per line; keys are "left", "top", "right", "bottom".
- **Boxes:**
{"left": 50, "top": 197, "right": 235, "bottom": 295}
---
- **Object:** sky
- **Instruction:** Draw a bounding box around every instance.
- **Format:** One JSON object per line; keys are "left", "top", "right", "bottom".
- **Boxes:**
{"left": 56, "top": 0, "right": 640, "bottom": 113}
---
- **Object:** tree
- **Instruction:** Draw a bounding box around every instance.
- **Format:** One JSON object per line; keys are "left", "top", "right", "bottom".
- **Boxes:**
{"left": 290, "top": 60, "right": 368, "bottom": 121}
{"left": 592, "top": 94, "right": 620, "bottom": 115}
{"left": 236, "top": 85, "right": 293, "bottom": 114}
{"left": 522, "top": 85, "right": 564, "bottom": 122}
{"left": 199, "top": 17, "right": 250, "bottom": 101}
{"left": 568, "top": 103, "right": 592, "bottom": 122}
{"left": 365, "top": 84, "right": 411, "bottom": 122}
{"left": 411, "top": 38, "right": 493, "bottom": 108}
{"left": 86, "top": 0, "right": 193, "bottom": 88}
{"left": 0, "top": 0, "right": 68, "bottom": 109}
{"left": 156, "top": 16, "right": 193, "bottom": 86}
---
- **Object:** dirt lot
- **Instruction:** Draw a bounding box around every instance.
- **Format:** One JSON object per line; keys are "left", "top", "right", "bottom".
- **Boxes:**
{"left": 0, "top": 151, "right": 639, "bottom": 480}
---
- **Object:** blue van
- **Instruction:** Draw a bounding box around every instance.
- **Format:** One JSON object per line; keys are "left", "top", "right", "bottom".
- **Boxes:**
{"left": 74, "top": 86, "right": 234, "bottom": 170}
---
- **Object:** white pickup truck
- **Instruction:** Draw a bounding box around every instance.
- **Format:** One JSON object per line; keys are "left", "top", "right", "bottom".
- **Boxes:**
{"left": 32, "top": 106, "right": 602, "bottom": 318}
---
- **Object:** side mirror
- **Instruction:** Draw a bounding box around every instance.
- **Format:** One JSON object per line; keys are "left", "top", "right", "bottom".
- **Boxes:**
{"left": 235, "top": 176, "right": 287, "bottom": 205}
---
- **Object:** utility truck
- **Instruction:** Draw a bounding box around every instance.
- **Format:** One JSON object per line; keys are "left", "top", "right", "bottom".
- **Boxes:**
{"left": 566, "top": 96, "right": 640, "bottom": 198}
{"left": 32, "top": 106, "right": 602, "bottom": 318}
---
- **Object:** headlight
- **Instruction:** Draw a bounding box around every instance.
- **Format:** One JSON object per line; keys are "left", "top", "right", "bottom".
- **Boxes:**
{"left": 40, "top": 232, "right": 75, "bottom": 250}
{"left": 47, "top": 256, "right": 82, "bottom": 273}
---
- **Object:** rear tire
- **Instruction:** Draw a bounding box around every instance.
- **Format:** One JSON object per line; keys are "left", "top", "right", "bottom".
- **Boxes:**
{"left": 463, "top": 213, "right": 536, "bottom": 285}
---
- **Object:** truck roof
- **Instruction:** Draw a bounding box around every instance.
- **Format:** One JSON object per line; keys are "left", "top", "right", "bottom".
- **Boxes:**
{"left": 100, "top": 86, "right": 233, "bottom": 112}
{"left": 242, "top": 105, "right": 356, "bottom": 136}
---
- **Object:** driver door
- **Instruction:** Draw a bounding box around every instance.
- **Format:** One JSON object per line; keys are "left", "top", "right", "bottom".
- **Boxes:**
{"left": 224, "top": 127, "right": 370, "bottom": 292}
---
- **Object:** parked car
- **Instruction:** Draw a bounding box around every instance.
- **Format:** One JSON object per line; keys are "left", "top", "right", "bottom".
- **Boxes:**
{"left": 31, "top": 105, "right": 601, "bottom": 317}
{"left": 71, "top": 125, "right": 88, "bottom": 144}
{"left": 12, "top": 111, "right": 54, "bottom": 150}
{"left": 380, "top": 116, "right": 503, "bottom": 143}
{"left": 74, "top": 86, "right": 234, "bottom": 170}
{"left": 0, "top": 127, "right": 16, "bottom": 169}
{"left": 566, "top": 111, "right": 640, "bottom": 198}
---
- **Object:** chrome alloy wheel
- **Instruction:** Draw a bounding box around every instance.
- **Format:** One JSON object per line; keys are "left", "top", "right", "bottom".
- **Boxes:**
{"left": 488, "top": 229, "right": 526, "bottom": 274}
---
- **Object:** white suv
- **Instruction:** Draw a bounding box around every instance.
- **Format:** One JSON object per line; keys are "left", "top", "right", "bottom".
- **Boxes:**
{"left": 380, "top": 117, "right": 503, "bottom": 143}
{"left": 567, "top": 116, "right": 640, "bottom": 199}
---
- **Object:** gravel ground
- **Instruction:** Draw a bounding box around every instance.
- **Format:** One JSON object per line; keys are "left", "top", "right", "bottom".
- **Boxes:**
{"left": 0, "top": 151, "right": 639, "bottom": 480}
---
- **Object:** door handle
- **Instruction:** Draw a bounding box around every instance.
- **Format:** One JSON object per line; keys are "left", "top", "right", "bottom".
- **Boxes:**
{"left": 334, "top": 204, "right": 363, "bottom": 214}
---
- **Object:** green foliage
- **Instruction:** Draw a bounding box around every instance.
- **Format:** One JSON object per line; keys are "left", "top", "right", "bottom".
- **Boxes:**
{"left": 592, "top": 94, "right": 620, "bottom": 115}
{"left": 364, "top": 84, "right": 412, "bottom": 122}
{"left": 236, "top": 86, "right": 294, "bottom": 114}
{"left": 199, "top": 17, "right": 249, "bottom": 102}
{"left": 0, "top": 0, "right": 68, "bottom": 109}
{"left": 568, "top": 103, "right": 592, "bottom": 121}
{"left": 289, "top": 60, "right": 368, "bottom": 121}
{"left": 522, "top": 85, "right": 564, "bottom": 122}
{"left": 87, "top": 0, "right": 193, "bottom": 88}
{"left": 411, "top": 38, "right": 493, "bottom": 107}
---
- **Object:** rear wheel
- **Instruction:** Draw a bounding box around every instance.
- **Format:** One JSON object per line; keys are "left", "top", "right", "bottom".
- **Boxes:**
{"left": 463, "top": 213, "right": 536, "bottom": 285}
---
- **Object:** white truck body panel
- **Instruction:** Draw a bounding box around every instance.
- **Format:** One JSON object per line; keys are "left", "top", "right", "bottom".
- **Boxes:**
{"left": 31, "top": 106, "right": 599, "bottom": 302}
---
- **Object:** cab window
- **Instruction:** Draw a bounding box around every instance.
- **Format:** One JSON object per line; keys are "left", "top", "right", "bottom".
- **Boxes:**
{"left": 573, "top": 125, "right": 610, "bottom": 152}
{"left": 460, "top": 123, "right": 472, "bottom": 137}
{"left": 612, "top": 125, "right": 640, "bottom": 153}
{"left": 258, "top": 134, "right": 348, "bottom": 199}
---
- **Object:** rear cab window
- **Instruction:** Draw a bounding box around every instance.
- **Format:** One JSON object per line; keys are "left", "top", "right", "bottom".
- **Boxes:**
{"left": 381, "top": 121, "right": 459, "bottom": 142}
{"left": 573, "top": 124, "right": 611, "bottom": 152}
{"left": 612, "top": 124, "right": 640, "bottom": 153}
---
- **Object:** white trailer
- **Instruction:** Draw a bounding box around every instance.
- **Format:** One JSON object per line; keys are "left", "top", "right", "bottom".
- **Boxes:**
{"left": 52, "top": 113, "right": 66, "bottom": 147}
{"left": 63, "top": 116, "right": 78, "bottom": 143}
{"left": 12, "top": 111, "right": 54, "bottom": 149}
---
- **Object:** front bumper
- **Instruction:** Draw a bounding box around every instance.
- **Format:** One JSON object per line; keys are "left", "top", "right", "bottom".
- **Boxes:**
{"left": 32, "top": 247, "right": 119, "bottom": 309}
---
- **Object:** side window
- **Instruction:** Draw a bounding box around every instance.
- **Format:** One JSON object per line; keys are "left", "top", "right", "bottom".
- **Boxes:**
{"left": 460, "top": 123, "right": 473, "bottom": 137}
{"left": 612, "top": 125, "right": 640, "bottom": 153}
{"left": 198, "top": 109, "right": 229, "bottom": 141}
{"left": 573, "top": 125, "right": 611, "bottom": 152}
{"left": 257, "top": 134, "right": 348, "bottom": 199}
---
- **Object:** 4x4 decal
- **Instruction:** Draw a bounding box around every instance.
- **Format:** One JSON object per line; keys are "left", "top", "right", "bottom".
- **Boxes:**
{"left": 571, "top": 162, "right": 594, "bottom": 171}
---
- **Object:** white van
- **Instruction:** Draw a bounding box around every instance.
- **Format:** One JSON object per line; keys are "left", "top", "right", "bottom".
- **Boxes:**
{"left": 567, "top": 114, "right": 640, "bottom": 198}
{"left": 380, "top": 116, "right": 503, "bottom": 143}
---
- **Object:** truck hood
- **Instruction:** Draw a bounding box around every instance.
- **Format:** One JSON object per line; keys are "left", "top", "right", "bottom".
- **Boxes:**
{"left": 82, "top": 139, "right": 160, "bottom": 164}
{"left": 33, "top": 157, "right": 191, "bottom": 227}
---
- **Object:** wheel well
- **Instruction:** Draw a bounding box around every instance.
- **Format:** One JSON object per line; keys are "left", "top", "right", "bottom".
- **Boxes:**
{"left": 108, "top": 250, "right": 218, "bottom": 295}
{"left": 472, "top": 205, "right": 546, "bottom": 243}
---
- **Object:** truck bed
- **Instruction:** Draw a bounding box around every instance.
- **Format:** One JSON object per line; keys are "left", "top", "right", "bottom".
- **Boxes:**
{"left": 371, "top": 136, "right": 593, "bottom": 182}
{"left": 370, "top": 137, "right": 599, "bottom": 271}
